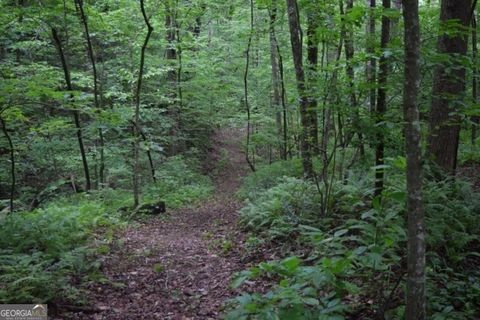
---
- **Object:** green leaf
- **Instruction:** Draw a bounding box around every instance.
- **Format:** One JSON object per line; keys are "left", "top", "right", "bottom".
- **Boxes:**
{"left": 281, "top": 256, "right": 301, "bottom": 273}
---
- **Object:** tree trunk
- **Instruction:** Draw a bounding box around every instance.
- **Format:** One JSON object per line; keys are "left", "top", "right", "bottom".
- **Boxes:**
{"left": 367, "top": 0, "right": 377, "bottom": 113}
{"left": 244, "top": 0, "right": 256, "bottom": 172}
{"left": 0, "top": 117, "right": 15, "bottom": 214}
{"left": 472, "top": 13, "right": 479, "bottom": 145}
{"left": 402, "top": 0, "right": 426, "bottom": 318}
{"left": 427, "top": 0, "right": 471, "bottom": 174}
{"left": 51, "top": 27, "right": 91, "bottom": 191}
{"left": 374, "top": 0, "right": 391, "bottom": 197}
{"left": 165, "top": 1, "right": 180, "bottom": 155}
{"left": 76, "top": 0, "right": 105, "bottom": 187}
{"left": 306, "top": 12, "right": 320, "bottom": 155}
{"left": 285, "top": 0, "right": 314, "bottom": 178}
{"left": 345, "top": 0, "right": 365, "bottom": 157}
{"left": 133, "top": 0, "right": 153, "bottom": 207}
{"left": 269, "top": 3, "right": 286, "bottom": 160}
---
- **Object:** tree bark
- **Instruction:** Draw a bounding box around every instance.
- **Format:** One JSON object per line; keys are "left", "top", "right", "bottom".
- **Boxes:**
{"left": 165, "top": 1, "right": 180, "bottom": 155}
{"left": 286, "top": 0, "right": 314, "bottom": 178}
{"left": 345, "top": 0, "right": 365, "bottom": 157}
{"left": 427, "top": 0, "right": 471, "bottom": 174}
{"left": 244, "top": 0, "right": 256, "bottom": 172}
{"left": 76, "top": 0, "right": 105, "bottom": 187}
{"left": 374, "top": 0, "right": 391, "bottom": 197}
{"left": 0, "top": 117, "right": 15, "bottom": 214}
{"left": 306, "top": 12, "right": 320, "bottom": 155}
{"left": 367, "top": 0, "right": 377, "bottom": 113}
{"left": 133, "top": 0, "right": 154, "bottom": 207}
{"left": 269, "top": 3, "right": 286, "bottom": 160}
{"left": 472, "top": 13, "right": 479, "bottom": 145}
{"left": 52, "top": 27, "right": 91, "bottom": 191}
{"left": 402, "top": 0, "right": 426, "bottom": 318}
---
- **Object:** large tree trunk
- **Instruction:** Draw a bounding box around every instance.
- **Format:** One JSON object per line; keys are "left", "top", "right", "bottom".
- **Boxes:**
{"left": 285, "top": 0, "right": 314, "bottom": 178}
{"left": 52, "top": 27, "right": 91, "bottom": 191}
{"left": 402, "top": 0, "right": 426, "bottom": 318}
{"left": 374, "top": 0, "right": 391, "bottom": 197}
{"left": 427, "top": 0, "right": 471, "bottom": 174}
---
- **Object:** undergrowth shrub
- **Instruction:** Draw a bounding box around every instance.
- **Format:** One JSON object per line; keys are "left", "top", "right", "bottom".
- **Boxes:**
{"left": 231, "top": 160, "right": 480, "bottom": 319}
{"left": 239, "top": 177, "right": 322, "bottom": 240}
{"left": 0, "top": 195, "right": 123, "bottom": 303}
{"left": 144, "top": 156, "right": 213, "bottom": 208}
{"left": 424, "top": 178, "right": 480, "bottom": 262}
{"left": 238, "top": 159, "right": 303, "bottom": 199}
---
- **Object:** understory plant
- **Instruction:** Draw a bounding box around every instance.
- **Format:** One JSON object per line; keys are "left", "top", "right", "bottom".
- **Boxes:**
{"left": 0, "top": 195, "right": 124, "bottom": 303}
{"left": 230, "top": 165, "right": 480, "bottom": 319}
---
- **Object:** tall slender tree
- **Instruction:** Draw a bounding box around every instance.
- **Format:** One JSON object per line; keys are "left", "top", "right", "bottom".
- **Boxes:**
{"left": 374, "top": 0, "right": 391, "bottom": 197}
{"left": 133, "top": 0, "right": 153, "bottom": 207}
{"left": 367, "top": 0, "right": 377, "bottom": 114}
{"left": 51, "top": 27, "right": 91, "bottom": 191}
{"left": 472, "top": 12, "right": 479, "bottom": 145}
{"left": 268, "top": 1, "right": 287, "bottom": 160}
{"left": 402, "top": 0, "right": 425, "bottom": 318}
{"left": 165, "top": 0, "right": 181, "bottom": 155}
{"left": 345, "top": 0, "right": 365, "bottom": 157}
{"left": 0, "top": 116, "right": 14, "bottom": 213}
{"left": 75, "top": 0, "right": 105, "bottom": 186}
{"left": 244, "top": 0, "right": 256, "bottom": 172}
{"left": 285, "top": 0, "right": 314, "bottom": 178}
{"left": 306, "top": 8, "right": 320, "bottom": 155}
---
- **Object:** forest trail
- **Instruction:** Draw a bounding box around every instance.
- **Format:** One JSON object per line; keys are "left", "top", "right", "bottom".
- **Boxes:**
{"left": 65, "top": 128, "right": 249, "bottom": 319}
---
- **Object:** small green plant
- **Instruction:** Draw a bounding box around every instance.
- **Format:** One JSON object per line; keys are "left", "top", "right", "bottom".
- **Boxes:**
{"left": 153, "top": 263, "right": 164, "bottom": 273}
{"left": 227, "top": 256, "right": 352, "bottom": 320}
{"left": 202, "top": 231, "right": 214, "bottom": 240}
{"left": 222, "top": 240, "right": 234, "bottom": 254}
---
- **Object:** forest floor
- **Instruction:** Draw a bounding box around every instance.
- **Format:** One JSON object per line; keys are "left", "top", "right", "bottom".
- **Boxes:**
{"left": 59, "top": 128, "right": 253, "bottom": 320}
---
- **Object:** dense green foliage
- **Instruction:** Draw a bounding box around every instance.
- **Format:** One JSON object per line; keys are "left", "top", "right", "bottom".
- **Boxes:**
{"left": 231, "top": 167, "right": 480, "bottom": 319}
{"left": 0, "top": 156, "right": 211, "bottom": 304}
{"left": 0, "top": 0, "right": 479, "bottom": 318}
{"left": 0, "top": 195, "right": 122, "bottom": 303}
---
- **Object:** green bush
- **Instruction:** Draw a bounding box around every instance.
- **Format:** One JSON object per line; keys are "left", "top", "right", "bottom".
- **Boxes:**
{"left": 239, "top": 177, "right": 322, "bottom": 240}
{"left": 233, "top": 161, "right": 480, "bottom": 319}
{"left": 143, "top": 156, "right": 213, "bottom": 208}
{"left": 228, "top": 249, "right": 355, "bottom": 319}
{"left": 238, "top": 159, "right": 304, "bottom": 200}
{"left": 0, "top": 196, "right": 123, "bottom": 303}
{"left": 424, "top": 178, "right": 480, "bottom": 261}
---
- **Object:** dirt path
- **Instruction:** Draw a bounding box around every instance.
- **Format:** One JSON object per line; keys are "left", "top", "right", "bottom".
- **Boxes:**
{"left": 64, "top": 129, "right": 249, "bottom": 320}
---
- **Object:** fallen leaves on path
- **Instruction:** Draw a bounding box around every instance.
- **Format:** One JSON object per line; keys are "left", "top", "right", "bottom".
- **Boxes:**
{"left": 58, "top": 128, "right": 254, "bottom": 320}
